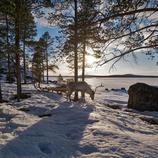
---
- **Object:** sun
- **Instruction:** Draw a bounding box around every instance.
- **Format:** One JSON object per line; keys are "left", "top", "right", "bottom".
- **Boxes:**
{"left": 86, "top": 55, "right": 96, "bottom": 65}
{"left": 86, "top": 48, "right": 97, "bottom": 65}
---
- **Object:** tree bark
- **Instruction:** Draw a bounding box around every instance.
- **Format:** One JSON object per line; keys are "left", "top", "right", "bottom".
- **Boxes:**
{"left": 42, "top": 60, "right": 45, "bottom": 82}
{"left": 81, "top": 41, "right": 86, "bottom": 99}
{"left": 23, "top": 29, "right": 27, "bottom": 84}
{"left": 15, "top": 0, "right": 22, "bottom": 101}
{"left": 0, "top": 82, "right": 2, "bottom": 103}
{"left": 82, "top": 40, "right": 86, "bottom": 82}
{"left": 46, "top": 42, "right": 49, "bottom": 84}
{"left": 74, "top": 0, "right": 78, "bottom": 101}
{"left": 6, "top": 14, "right": 11, "bottom": 83}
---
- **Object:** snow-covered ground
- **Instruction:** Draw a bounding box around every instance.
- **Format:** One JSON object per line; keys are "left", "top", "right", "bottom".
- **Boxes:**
{"left": 0, "top": 82, "right": 158, "bottom": 158}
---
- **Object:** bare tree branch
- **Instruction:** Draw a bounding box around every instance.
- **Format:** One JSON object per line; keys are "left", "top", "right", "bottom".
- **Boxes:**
{"left": 100, "top": 44, "right": 158, "bottom": 66}
{"left": 100, "top": 8, "right": 158, "bottom": 23}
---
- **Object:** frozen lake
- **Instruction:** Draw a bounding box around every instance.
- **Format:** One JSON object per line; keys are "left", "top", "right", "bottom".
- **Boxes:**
{"left": 47, "top": 77, "right": 158, "bottom": 106}
{"left": 86, "top": 77, "right": 158, "bottom": 89}
{"left": 49, "top": 77, "right": 158, "bottom": 89}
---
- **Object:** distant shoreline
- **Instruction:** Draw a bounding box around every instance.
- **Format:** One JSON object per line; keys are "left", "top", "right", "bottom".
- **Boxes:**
{"left": 47, "top": 75, "right": 158, "bottom": 78}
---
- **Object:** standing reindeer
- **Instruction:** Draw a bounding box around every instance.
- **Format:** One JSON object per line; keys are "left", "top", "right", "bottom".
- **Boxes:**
{"left": 66, "top": 81, "right": 103, "bottom": 101}
{"left": 67, "top": 81, "right": 95, "bottom": 101}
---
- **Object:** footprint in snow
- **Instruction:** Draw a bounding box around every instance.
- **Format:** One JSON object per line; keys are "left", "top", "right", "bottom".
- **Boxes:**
{"left": 66, "top": 129, "right": 81, "bottom": 140}
{"left": 66, "top": 132, "right": 79, "bottom": 140}
{"left": 38, "top": 143, "right": 52, "bottom": 154}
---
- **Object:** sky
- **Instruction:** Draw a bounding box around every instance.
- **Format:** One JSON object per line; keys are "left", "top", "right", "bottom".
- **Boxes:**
{"left": 35, "top": 18, "right": 158, "bottom": 76}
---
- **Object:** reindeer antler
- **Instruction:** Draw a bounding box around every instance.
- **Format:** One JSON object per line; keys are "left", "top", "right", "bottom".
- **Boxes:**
{"left": 95, "top": 83, "right": 104, "bottom": 92}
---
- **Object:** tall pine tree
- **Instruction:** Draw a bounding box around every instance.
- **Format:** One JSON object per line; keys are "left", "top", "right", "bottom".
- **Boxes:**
{"left": 20, "top": 5, "right": 37, "bottom": 84}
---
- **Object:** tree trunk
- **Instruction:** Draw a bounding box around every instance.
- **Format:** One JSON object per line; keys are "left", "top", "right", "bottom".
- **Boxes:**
{"left": 0, "top": 82, "right": 2, "bottom": 103}
{"left": 81, "top": 41, "right": 86, "bottom": 99}
{"left": 6, "top": 14, "right": 11, "bottom": 83}
{"left": 23, "top": 30, "right": 27, "bottom": 84}
{"left": 42, "top": 61, "right": 45, "bottom": 82}
{"left": 46, "top": 46, "right": 49, "bottom": 84}
{"left": 31, "top": 65, "right": 34, "bottom": 83}
{"left": 82, "top": 42, "right": 86, "bottom": 82}
{"left": 15, "top": 0, "right": 22, "bottom": 101}
{"left": 74, "top": 0, "right": 78, "bottom": 101}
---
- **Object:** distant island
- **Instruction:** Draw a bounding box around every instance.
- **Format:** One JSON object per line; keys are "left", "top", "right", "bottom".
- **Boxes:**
{"left": 49, "top": 74, "right": 158, "bottom": 78}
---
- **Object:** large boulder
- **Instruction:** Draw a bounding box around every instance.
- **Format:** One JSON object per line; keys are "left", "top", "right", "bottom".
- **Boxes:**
{"left": 128, "top": 83, "right": 158, "bottom": 111}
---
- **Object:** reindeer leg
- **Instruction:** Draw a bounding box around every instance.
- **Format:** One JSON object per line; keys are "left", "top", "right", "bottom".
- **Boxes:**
{"left": 69, "top": 91, "right": 73, "bottom": 102}
{"left": 69, "top": 94, "right": 71, "bottom": 102}
{"left": 66, "top": 93, "right": 68, "bottom": 101}
{"left": 81, "top": 91, "right": 85, "bottom": 102}
{"left": 66, "top": 92, "right": 69, "bottom": 101}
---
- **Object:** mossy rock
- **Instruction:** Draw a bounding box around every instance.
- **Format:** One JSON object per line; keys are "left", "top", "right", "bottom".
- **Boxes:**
{"left": 128, "top": 83, "right": 158, "bottom": 111}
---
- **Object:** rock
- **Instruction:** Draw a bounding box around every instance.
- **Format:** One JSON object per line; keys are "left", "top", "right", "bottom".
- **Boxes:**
{"left": 121, "top": 87, "right": 126, "bottom": 91}
{"left": 121, "top": 87, "right": 127, "bottom": 93}
{"left": 111, "top": 88, "right": 127, "bottom": 93}
{"left": 105, "top": 88, "right": 109, "bottom": 91}
{"left": 128, "top": 83, "right": 158, "bottom": 111}
{"left": 111, "top": 88, "right": 119, "bottom": 92}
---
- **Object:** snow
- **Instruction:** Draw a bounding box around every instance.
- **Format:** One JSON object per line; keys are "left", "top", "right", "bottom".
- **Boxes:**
{"left": 85, "top": 77, "right": 158, "bottom": 89}
{"left": 0, "top": 80, "right": 158, "bottom": 158}
{"left": 95, "top": 87, "right": 128, "bottom": 107}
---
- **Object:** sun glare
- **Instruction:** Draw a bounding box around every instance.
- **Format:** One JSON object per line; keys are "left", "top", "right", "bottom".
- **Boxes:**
{"left": 86, "top": 48, "right": 97, "bottom": 65}
{"left": 86, "top": 55, "right": 96, "bottom": 65}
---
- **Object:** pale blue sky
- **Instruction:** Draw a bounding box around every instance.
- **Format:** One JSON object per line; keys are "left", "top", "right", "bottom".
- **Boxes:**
{"left": 36, "top": 23, "right": 158, "bottom": 76}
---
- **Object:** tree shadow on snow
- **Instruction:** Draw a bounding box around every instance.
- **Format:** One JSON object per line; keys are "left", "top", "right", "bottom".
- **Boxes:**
{"left": 0, "top": 101, "right": 97, "bottom": 158}
{"left": 104, "top": 99, "right": 127, "bottom": 105}
{"left": 24, "top": 88, "right": 64, "bottom": 102}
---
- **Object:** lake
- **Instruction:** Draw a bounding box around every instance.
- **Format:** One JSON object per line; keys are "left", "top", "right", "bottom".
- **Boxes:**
{"left": 49, "top": 77, "right": 158, "bottom": 90}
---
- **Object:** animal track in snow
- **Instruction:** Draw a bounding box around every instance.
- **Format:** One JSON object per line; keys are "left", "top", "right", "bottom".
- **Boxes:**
{"left": 38, "top": 143, "right": 52, "bottom": 154}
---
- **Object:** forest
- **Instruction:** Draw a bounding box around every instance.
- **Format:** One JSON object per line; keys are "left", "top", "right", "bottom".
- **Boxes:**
{"left": 0, "top": 1, "right": 158, "bottom": 158}
{"left": 0, "top": 0, "right": 157, "bottom": 101}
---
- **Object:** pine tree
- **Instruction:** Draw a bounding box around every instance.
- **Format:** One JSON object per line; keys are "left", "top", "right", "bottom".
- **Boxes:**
{"left": 14, "top": 0, "right": 23, "bottom": 101}
{"left": 32, "top": 39, "right": 45, "bottom": 86}
{"left": 0, "top": 54, "right": 5, "bottom": 103}
{"left": 0, "top": 0, "right": 37, "bottom": 100}
{"left": 48, "top": 0, "right": 104, "bottom": 100}
{"left": 96, "top": 0, "right": 158, "bottom": 66}
{"left": 56, "top": 0, "right": 104, "bottom": 99}
{"left": 41, "top": 32, "right": 54, "bottom": 84}
{"left": 47, "top": 0, "right": 79, "bottom": 100}
{"left": 0, "top": 0, "right": 15, "bottom": 83}
{"left": 78, "top": 0, "right": 104, "bottom": 82}
{"left": 58, "top": 74, "right": 63, "bottom": 83}
{"left": 20, "top": 7, "right": 37, "bottom": 84}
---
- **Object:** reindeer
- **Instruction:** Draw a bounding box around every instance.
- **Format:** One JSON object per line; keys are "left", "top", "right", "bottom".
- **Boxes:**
{"left": 66, "top": 81, "right": 104, "bottom": 101}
